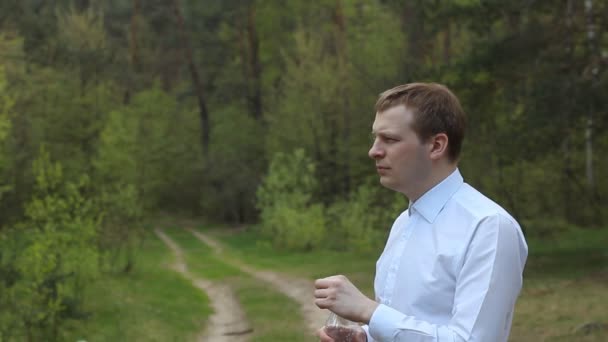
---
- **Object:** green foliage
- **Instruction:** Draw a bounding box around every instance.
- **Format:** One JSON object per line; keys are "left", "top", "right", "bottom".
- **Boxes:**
{"left": 257, "top": 149, "right": 318, "bottom": 211}
{"left": 94, "top": 86, "right": 196, "bottom": 271}
{"left": 0, "top": 66, "right": 12, "bottom": 202}
{"left": 0, "top": 148, "right": 100, "bottom": 340}
{"left": 56, "top": 6, "right": 107, "bottom": 53}
{"left": 94, "top": 107, "right": 138, "bottom": 187}
{"left": 95, "top": 86, "right": 192, "bottom": 209}
{"left": 327, "top": 183, "right": 407, "bottom": 253}
{"left": 263, "top": 203, "right": 327, "bottom": 251}
{"left": 0, "top": 66, "right": 12, "bottom": 138}
{"left": 256, "top": 149, "right": 326, "bottom": 250}
{"left": 5, "top": 0, "right": 605, "bottom": 237}
{"left": 200, "top": 103, "right": 265, "bottom": 222}
{"left": 4, "top": 64, "right": 118, "bottom": 222}
{"left": 59, "top": 230, "right": 212, "bottom": 342}
{"left": 96, "top": 184, "right": 143, "bottom": 274}
{"left": 265, "top": 4, "right": 405, "bottom": 201}
{"left": 0, "top": 1, "right": 606, "bottom": 338}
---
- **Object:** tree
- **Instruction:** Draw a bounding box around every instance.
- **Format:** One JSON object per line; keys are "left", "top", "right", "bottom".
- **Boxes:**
{"left": 1, "top": 148, "right": 99, "bottom": 341}
{"left": 170, "top": 0, "right": 211, "bottom": 156}
{"left": 0, "top": 66, "right": 12, "bottom": 205}
{"left": 256, "top": 149, "right": 326, "bottom": 250}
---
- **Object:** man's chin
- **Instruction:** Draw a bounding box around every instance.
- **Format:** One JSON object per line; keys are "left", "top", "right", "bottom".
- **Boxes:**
{"left": 379, "top": 177, "right": 403, "bottom": 193}
{"left": 379, "top": 177, "right": 394, "bottom": 189}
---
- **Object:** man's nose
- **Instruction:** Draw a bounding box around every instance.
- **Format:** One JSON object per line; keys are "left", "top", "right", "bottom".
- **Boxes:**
{"left": 369, "top": 141, "right": 384, "bottom": 159}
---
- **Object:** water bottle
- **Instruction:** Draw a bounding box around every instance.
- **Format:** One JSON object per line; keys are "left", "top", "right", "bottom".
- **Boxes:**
{"left": 325, "top": 312, "right": 360, "bottom": 342}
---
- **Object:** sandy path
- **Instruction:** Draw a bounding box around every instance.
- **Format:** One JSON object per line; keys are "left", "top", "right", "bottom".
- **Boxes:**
{"left": 154, "top": 228, "right": 253, "bottom": 342}
{"left": 187, "top": 228, "right": 329, "bottom": 335}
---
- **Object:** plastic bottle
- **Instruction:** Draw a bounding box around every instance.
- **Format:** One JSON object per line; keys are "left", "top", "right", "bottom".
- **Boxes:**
{"left": 325, "top": 312, "right": 360, "bottom": 342}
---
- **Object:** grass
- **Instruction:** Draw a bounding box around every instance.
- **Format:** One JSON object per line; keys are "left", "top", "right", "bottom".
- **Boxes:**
{"left": 162, "top": 226, "right": 314, "bottom": 342}
{"left": 61, "top": 228, "right": 212, "bottom": 342}
{"left": 162, "top": 226, "right": 242, "bottom": 280}
{"left": 60, "top": 219, "right": 607, "bottom": 341}
{"left": 233, "top": 277, "right": 314, "bottom": 342}
{"left": 204, "top": 226, "right": 378, "bottom": 297}
{"left": 510, "top": 227, "right": 608, "bottom": 341}
{"left": 208, "top": 224, "right": 608, "bottom": 342}
{"left": 510, "top": 275, "right": 608, "bottom": 341}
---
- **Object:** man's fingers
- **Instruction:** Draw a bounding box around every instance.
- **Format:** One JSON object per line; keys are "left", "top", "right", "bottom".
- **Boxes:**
{"left": 315, "top": 275, "right": 348, "bottom": 289}
{"left": 317, "top": 326, "right": 335, "bottom": 342}
{"left": 314, "top": 289, "right": 329, "bottom": 298}
{"left": 314, "top": 289, "right": 338, "bottom": 299}
{"left": 314, "top": 278, "right": 331, "bottom": 289}
{"left": 354, "top": 328, "right": 367, "bottom": 342}
{"left": 314, "top": 297, "right": 332, "bottom": 309}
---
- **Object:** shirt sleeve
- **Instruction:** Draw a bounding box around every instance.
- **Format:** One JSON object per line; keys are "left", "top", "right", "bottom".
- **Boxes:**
{"left": 362, "top": 324, "right": 374, "bottom": 342}
{"left": 368, "top": 214, "right": 527, "bottom": 341}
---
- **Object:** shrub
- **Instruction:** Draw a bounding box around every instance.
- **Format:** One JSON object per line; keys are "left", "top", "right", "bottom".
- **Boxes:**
{"left": 0, "top": 148, "right": 100, "bottom": 340}
{"left": 327, "top": 182, "right": 407, "bottom": 253}
{"left": 256, "top": 149, "right": 325, "bottom": 250}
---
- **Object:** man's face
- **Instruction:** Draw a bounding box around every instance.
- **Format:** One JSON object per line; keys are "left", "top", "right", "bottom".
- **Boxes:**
{"left": 369, "top": 105, "right": 431, "bottom": 196}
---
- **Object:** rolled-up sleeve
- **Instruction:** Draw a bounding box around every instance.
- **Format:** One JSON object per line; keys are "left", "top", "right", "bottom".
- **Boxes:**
{"left": 368, "top": 214, "right": 527, "bottom": 341}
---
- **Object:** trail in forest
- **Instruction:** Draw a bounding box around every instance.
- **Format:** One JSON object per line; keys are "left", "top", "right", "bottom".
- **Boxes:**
{"left": 186, "top": 228, "right": 329, "bottom": 336}
{"left": 154, "top": 228, "right": 253, "bottom": 342}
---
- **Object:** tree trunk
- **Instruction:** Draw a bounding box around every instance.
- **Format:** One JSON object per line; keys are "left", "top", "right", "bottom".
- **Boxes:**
{"left": 443, "top": 23, "right": 451, "bottom": 65}
{"left": 584, "top": 0, "right": 597, "bottom": 189}
{"left": 246, "top": 3, "right": 263, "bottom": 121}
{"left": 562, "top": 0, "right": 574, "bottom": 221}
{"left": 170, "top": 0, "right": 210, "bottom": 156}
{"left": 333, "top": 0, "right": 350, "bottom": 196}
{"left": 402, "top": 1, "right": 424, "bottom": 79}
{"left": 129, "top": 0, "right": 141, "bottom": 73}
{"left": 124, "top": 0, "right": 141, "bottom": 105}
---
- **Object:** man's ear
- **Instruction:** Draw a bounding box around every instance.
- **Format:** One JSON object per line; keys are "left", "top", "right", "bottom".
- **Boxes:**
{"left": 429, "top": 133, "right": 449, "bottom": 161}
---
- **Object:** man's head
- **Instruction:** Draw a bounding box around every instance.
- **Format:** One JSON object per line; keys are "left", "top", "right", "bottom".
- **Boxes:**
{"left": 369, "top": 83, "right": 466, "bottom": 199}
{"left": 375, "top": 83, "right": 466, "bottom": 162}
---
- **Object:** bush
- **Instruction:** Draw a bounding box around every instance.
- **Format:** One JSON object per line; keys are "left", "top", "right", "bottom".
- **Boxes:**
{"left": 256, "top": 149, "right": 325, "bottom": 250}
{"left": 0, "top": 148, "right": 100, "bottom": 340}
{"left": 97, "top": 183, "right": 144, "bottom": 274}
{"left": 262, "top": 202, "right": 326, "bottom": 250}
{"left": 520, "top": 218, "right": 574, "bottom": 240}
{"left": 0, "top": 65, "right": 12, "bottom": 213}
{"left": 256, "top": 150, "right": 408, "bottom": 252}
{"left": 327, "top": 182, "right": 407, "bottom": 253}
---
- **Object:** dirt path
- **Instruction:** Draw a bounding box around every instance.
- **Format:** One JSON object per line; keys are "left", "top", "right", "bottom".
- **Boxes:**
{"left": 187, "top": 228, "right": 330, "bottom": 335}
{"left": 154, "top": 229, "right": 252, "bottom": 342}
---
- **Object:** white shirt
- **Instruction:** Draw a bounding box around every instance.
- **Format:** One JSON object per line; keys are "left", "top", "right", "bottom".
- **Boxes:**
{"left": 363, "top": 169, "right": 528, "bottom": 342}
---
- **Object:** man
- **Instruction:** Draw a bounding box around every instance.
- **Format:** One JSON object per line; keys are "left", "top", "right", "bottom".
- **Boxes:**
{"left": 314, "top": 83, "right": 528, "bottom": 341}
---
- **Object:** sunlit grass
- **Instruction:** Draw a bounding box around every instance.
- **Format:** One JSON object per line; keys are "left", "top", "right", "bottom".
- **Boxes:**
{"left": 209, "top": 224, "right": 608, "bottom": 341}
{"left": 234, "top": 277, "right": 314, "bottom": 342}
{"left": 63, "top": 219, "right": 606, "bottom": 341}
{"left": 163, "top": 226, "right": 313, "bottom": 341}
{"left": 61, "top": 229, "right": 211, "bottom": 341}
{"left": 163, "top": 226, "right": 242, "bottom": 280}
{"left": 510, "top": 226, "right": 608, "bottom": 341}
{"left": 511, "top": 274, "right": 608, "bottom": 341}
{"left": 204, "top": 225, "right": 379, "bottom": 296}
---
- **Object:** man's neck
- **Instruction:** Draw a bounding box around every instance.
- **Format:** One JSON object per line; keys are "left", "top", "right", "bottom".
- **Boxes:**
{"left": 407, "top": 164, "right": 458, "bottom": 202}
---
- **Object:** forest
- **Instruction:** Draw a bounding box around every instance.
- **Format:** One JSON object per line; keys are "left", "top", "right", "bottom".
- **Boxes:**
{"left": 0, "top": 0, "right": 606, "bottom": 340}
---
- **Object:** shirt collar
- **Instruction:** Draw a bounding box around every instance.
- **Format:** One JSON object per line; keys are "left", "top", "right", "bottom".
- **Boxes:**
{"left": 409, "top": 169, "right": 464, "bottom": 223}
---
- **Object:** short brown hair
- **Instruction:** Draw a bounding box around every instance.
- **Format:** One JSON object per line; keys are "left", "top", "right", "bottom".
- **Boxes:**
{"left": 375, "top": 83, "right": 466, "bottom": 162}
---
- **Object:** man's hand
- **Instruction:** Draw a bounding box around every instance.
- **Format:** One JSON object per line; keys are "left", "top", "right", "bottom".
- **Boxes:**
{"left": 317, "top": 325, "right": 367, "bottom": 342}
{"left": 314, "top": 275, "right": 379, "bottom": 323}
